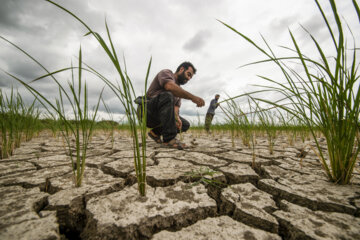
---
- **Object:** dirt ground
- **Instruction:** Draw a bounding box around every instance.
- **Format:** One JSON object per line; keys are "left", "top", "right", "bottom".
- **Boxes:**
{"left": 1, "top": 130, "right": 360, "bottom": 239}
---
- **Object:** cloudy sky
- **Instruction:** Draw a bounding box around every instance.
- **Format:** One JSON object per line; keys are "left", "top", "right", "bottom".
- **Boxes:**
{"left": 0, "top": 0, "right": 359, "bottom": 124}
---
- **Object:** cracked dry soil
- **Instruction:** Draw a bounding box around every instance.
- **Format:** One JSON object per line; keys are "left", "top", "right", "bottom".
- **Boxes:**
{"left": 0, "top": 131, "right": 360, "bottom": 240}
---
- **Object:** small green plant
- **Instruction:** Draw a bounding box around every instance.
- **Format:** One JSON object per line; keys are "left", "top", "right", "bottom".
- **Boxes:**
{"left": 2, "top": 42, "right": 103, "bottom": 187}
{"left": 0, "top": 88, "right": 41, "bottom": 159}
{"left": 21, "top": 99, "right": 41, "bottom": 142}
{"left": 246, "top": 99, "right": 258, "bottom": 166}
{"left": 40, "top": 114, "right": 61, "bottom": 137}
{"left": 44, "top": 0, "right": 151, "bottom": 195}
{"left": 278, "top": 111, "right": 298, "bottom": 146}
{"left": 220, "top": 0, "right": 360, "bottom": 184}
{"left": 101, "top": 99, "right": 117, "bottom": 148}
{"left": 251, "top": 99, "right": 278, "bottom": 155}
{"left": 0, "top": 88, "right": 17, "bottom": 158}
{"left": 184, "top": 167, "right": 225, "bottom": 188}
{"left": 219, "top": 102, "right": 237, "bottom": 148}
{"left": 220, "top": 96, "right": 258, "bottom": 166}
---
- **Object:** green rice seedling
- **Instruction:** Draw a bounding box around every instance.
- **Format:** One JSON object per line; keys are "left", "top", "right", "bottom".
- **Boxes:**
{"left": 251, "top": 99, "right": 278, "bottom": 155}
{"left": 20, "top": 96, "right": 41, "bottom": 142}
{"left": 196, "top": 111, "right": 202, "bottom": 127}
{"left": 8, "top": 90, "right": 22, "bottom": 150}
{"left": 220, "top": 0, "right": 360, "bottom": 184}
{"left": 11, "top": 98, "right": 24, "bottom": 148}
{"left": 178, "top": 119, "right": 184, "bottom": 141}
{"left": 2, "top": 42, "right": 103, "bottom": 186}
{"left": 0, "top": 89, "right": 17, "bottom": 159}
{"left": 13, "top": 97, "right": 23, "bottom": 149}
{"left": 40, "top": 114, "right": 61, "bottom": 137}
{"left": 101, "top": 99, "right": 116, "bottom": 148}
{"left": 246, "top": 99, "right": 258, "bottom": 166}
{"left": 239, "top": 101, "right": 255, "bottom": 149}
{"left": 84, "top": 50, "right": 151, "bottom": 197}
{"left": 221, "top": 94, "right": 250, "bottom": 147}
{"left": 0, "top": 92, "right": 7, "bottom": 158}
{"left": 278, "top": 111, "right": 298, "bottom": 146}
{"left": 94, "top": 59, "right": 151, "bottom": 196}
{"left": 220, "top": 96, "right": 257, "bottom": 153}
{"left": 224, "top": 100, "right": 242, "bottom": 144}
{"left": 184, "top": 167, "right": 225, "bottom": 188}
{"left": 56, "top": 62, "right": 103, "bottom": 188}
{"left": 0, "top": 88, "right": 40, "bottom": 158}
{"left": 219, "top": 104, "right": 237, "bottom": 148}
{"left": 44, "top": 0, "right": 152, "bottom": 195}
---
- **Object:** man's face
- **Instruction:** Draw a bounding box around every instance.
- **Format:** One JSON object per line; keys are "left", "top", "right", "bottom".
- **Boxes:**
{"left": 215, "top": 95, "right": 220, "bottom": 100}
{"left": 178, "top": 67, "right": 194, "bottom": 85}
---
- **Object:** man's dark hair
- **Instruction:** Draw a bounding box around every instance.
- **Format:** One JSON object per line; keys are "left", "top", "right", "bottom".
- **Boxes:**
{"left": 176, "top": 61, "right": 197, "bottom": 74}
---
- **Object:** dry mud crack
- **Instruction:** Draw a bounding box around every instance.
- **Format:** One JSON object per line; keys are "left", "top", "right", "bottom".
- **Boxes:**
{"left": 0, "top": 132, "right": 360, "bottom": 239}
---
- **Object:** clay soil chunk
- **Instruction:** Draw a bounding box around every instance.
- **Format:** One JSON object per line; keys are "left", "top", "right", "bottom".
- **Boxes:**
{"left": 0, "top": 161, "right": 37, "bottom": 176}
{"left": 276, "top": 158, "right": 324, "bottom": 177}
{"left": 108, "top": 150, "right": 145, "bottom": 159}
{"left": 46, "top": 168, "right": 125, "bottom": 237}
{"left": 30, "top": 154, "right": 70, "bottom": 168}
{"left": 110, "top": 141, "right": 138, "bottom": 152}
{"left": 48, "top": 167, "right": 126, "bottom": 205}
{"left": 152, "top": 216, "right": 281, "bottom": 240}
{"left": 136, "top": 158, "right": 225, "bottom": 187}
{"left": 263, "top": 163, "right": 325, "bottom": 181}
{"left": 82, "top": 182, "right": 217, "bottom": 240}
{"left": 0, "top": 210, "right": 60, "bottom": 240}
{"left": 219, "top": 162, "right": 259, "bottom": 184}
{"left": 12, "top": 146, "right": 39, "bottom": 155}
{"left": 220, "top": 183, "right": 278, "bottom": 233}
{"left": 241, "top": 147, "right": 286, "bottom": 159}
{"left": 102, "top": 157, "right": 155, "bottom": 178}
{"left": 185, "top": 138, "right": 224, "bottom": 153}
{"left": 0, "top": 186, "right": 49, "bottom": 228}
{"left": 85, "top": 156, "right": 116, "bottom": 168}
{"left": 274, "top": 200, "right": 360, "bottom": 240}
{"left": 0, "top": 165, "right": 72, "bottom": 188}
{"left": 156, "top": 151, "right": 227, "bottom": 167}
{"left": 215, "top": 151, "right": 274, "bottom": 165}
{"left": 259, "top": 174, "right": 359, "bottom": 215}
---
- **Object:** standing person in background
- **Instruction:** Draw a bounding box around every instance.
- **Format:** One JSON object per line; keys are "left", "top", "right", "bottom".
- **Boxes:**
{"left": 205, "top": 94, "right": 220, "bottom": 133}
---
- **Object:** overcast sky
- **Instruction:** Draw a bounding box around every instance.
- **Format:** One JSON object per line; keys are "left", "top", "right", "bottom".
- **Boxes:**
{"left": 0, "top": 0, "right": 359, "bottom": 124}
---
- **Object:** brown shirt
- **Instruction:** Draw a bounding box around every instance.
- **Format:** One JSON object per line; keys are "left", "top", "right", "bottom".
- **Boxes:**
{"left": 146, "top": 69, "right": 181, "bottom": 107}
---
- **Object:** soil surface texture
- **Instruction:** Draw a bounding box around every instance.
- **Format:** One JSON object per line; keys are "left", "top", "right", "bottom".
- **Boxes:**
{"left": 0, "top": 131, "right": 360, "bottom": 240}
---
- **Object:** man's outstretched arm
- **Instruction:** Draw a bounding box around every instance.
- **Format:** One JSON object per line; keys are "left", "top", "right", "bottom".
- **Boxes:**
{"left": 164, "top": 81, "right": 205, "bottom": 107}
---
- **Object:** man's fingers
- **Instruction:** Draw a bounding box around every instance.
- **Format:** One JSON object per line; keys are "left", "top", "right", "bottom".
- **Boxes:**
{"left": 199, "top": 99, "right": 205, "bottom": 107}
{"left": 193, "top": 97, "right": 205, "bottom": 107}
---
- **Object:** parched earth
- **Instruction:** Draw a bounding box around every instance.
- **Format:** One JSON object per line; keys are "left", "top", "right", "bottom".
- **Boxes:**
{"left": 1, "top": 131, "right": 360, "bottom": 240}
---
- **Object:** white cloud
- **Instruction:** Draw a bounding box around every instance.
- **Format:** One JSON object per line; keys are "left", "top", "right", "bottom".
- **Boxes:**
{"left": 1, "top": 0, "right": 358, "bottom": 124}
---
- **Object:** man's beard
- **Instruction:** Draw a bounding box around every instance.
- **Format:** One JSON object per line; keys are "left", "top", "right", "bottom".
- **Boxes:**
{"left": 177, "top": 72, "right": 187, "bottom": 85}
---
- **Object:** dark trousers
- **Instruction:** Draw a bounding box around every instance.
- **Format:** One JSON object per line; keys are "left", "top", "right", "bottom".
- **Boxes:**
{"left": 205, "top": 113, "right": 214, "bottom": 132}
{"left": 146, "top": 92, "right": 190, "bottom": 142}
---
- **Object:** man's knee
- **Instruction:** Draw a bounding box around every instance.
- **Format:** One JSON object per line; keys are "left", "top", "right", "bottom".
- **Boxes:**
{"left": 182, "top": 118, "right": 190, "bottom": 132}
{"left": 159, "top": 91, "right": 174, "bottom": 104}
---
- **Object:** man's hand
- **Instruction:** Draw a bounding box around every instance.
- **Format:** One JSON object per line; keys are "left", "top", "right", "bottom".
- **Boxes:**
{"left": 192, "top": 96, "right": 205, "bottom": 107}
{"left": 174, "top": 106, "right": 182, "bottom": 130}
{"left": 164, "top": 82, "right": 205, "bottom": 107}
{"left": 176, "top": 116, "right": 182, "bottom": 130}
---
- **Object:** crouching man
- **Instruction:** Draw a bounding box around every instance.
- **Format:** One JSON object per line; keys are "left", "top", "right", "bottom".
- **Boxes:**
{"left": 145, "top": 61, "right": 205, "bottom": 149}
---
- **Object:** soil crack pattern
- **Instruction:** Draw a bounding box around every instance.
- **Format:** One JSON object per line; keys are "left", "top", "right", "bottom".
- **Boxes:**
{"left": 0, "top": 132, "right": 359, "bottom": 239}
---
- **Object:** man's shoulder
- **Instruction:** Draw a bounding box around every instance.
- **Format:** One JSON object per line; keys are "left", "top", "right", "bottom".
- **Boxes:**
{"left": 157, "top": 69, "right": 175, "bottom": 81}
{"left": 159, "top": 69, "right": 173, "bottom": 74}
